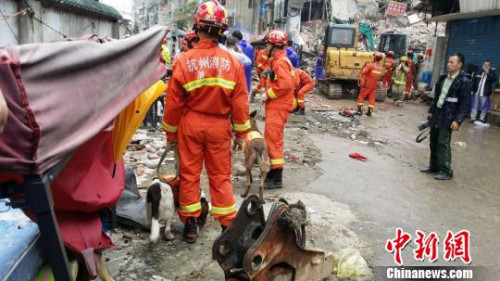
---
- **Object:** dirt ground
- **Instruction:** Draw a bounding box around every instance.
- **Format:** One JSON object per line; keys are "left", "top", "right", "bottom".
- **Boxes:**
{"left": 102, "top": 88, "right": 500, "bottom": 280}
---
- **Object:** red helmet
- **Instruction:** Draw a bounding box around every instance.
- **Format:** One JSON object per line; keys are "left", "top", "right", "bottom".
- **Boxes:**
{"left": 387, "top": 51, "right": 394, "bottom": 57}
{"left": 194, "top": 0, "right": 228, "bottom": 31}
{"left": 180, "top": 38, "right": 187, "bottom": 47}
{"left": 162, "top": 38, "right": 167, "bottom": 44}
{"left": 186, "top": 30, "right": 197, "bottom": 41}
{"left": 374, "top": 52, "right": 383, "bottom": 61}
{"left": 266, "top": 30, "right": 288, "bottom": 47}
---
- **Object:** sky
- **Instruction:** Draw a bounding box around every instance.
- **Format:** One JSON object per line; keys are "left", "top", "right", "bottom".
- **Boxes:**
{"left": 101, "top": 0, "right": 134, "bottom": 20}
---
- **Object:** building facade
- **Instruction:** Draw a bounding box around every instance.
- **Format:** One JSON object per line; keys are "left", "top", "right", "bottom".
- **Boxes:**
{"left": 0, "top": 0, "right": 123, "bottom": 46}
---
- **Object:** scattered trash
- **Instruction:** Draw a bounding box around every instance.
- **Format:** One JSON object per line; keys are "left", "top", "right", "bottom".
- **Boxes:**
{"left": 349, "top": 152, "right": 368, "bottom": 162}
{"left": 334, "top": 248, "right": 372, "bottom": 279}
{"left": 453, "top": 141, "right": 467, "bottom": 148}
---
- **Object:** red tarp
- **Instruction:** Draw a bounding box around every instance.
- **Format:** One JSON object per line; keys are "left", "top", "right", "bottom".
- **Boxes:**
{"left": 0, "top": 27, "right": 167, "bottom": 174}
{"left": 0, "top": 27, "right": 168, "bottom": 278}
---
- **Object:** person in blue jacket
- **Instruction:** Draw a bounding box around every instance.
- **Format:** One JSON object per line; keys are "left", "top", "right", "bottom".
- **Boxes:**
{"left": 232, "top": 30, "right": 254, "bottom": 92}
{"left": 315, "top": 51, "right": 324, "bottom": 79}
{"left": 286, "top": 41, "right": 300, "bottom": 68}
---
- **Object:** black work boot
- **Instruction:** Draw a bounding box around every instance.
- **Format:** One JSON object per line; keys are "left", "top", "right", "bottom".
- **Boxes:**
{"left": 264, "top": 168, "right": 283, "bottom": 189}
{"left": 356, "top": 105, "right": 363, "bottom": 116}
{"left": 183, "top": 217, "right": 199, "bottom": 244}
{"left": 366, "top": 107, "right": 373, "bottom": 117}
{"left": 295, "top": 108, "right": 305, "bottom": 115}
{"left": 264, "top": 169, "right": 276, "bottom": 189}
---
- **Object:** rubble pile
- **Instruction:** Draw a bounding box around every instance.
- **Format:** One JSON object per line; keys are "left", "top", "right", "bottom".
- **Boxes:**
{"left": 124, "top": 128, "right": 173, "bottom": 189}
{"left": 373, "top": 18, "right": 446, "bottom": 47}
{"left": 300, "top": 20, "right": 326, "bottom": 54}
{"left": 287, "top": 91, "right": 384, "bottom": 147}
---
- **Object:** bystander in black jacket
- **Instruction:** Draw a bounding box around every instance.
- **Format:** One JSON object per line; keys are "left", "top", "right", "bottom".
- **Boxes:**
{"left": 472, "top": 69, "right": 497, "bottom": 96}
{"left": 429, "top": 71, "right": 472, "bottom": 130}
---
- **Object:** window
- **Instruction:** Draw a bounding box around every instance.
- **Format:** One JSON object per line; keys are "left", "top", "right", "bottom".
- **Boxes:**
{"left": 327, "top": 27, "right": 355, "bottom": 48}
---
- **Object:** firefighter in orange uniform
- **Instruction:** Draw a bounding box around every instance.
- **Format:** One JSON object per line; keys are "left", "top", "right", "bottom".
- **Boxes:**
{"left": 293, "top": 68, "right": 315, "bottom": 115}
{"left": 405, "top": 49, "right": 415, "bottom": 96}
{"left": 356, "top": 52, "right": 384, "bottom": 117}
{"left": 162, "top": 0, "right": 250, "bottom": 244}
{"left": 250, "top": 48, "right": 272, "bottom": 102}
{"left": 262, "top": 30, "right": 297, "bottom": 189}
{"left": 383, "top": 51, "right": 395, "bottom": 89}
{"left": 185, "top": 30, "right": 198, "bottom": 51}
{"left": 174, "top": 30, "right": 198, "bottom": 65}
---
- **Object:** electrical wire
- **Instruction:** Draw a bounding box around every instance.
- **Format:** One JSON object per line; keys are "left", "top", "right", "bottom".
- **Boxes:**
{"left": 1, "top": 8, "right": 28, "bottom": 20}
{"left": 0, "top": 8, "right": 20, "bottom": 42}
{"left": 32, "top": 15, "right": 68, "bottom": 38}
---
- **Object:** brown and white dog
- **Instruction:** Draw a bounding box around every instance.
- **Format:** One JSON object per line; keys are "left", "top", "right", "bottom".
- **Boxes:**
{"left": 146, "top": 177, "right": 209, "bottom": 242}
{"left": 237, "top": 110, "right": 269, "bottom": 204}
{"left": 146, "top": 178, "right": 176, "bottom": 242}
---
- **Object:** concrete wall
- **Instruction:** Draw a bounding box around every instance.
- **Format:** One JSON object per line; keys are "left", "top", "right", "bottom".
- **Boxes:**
{"left": 227, "top": 0, "right": 254, "bottom": 32}
{"left": 0, "top": 0, "right": 20, "bottom": 46}
{"left": 3, "top": 0, "right": 121, "bottom": 46}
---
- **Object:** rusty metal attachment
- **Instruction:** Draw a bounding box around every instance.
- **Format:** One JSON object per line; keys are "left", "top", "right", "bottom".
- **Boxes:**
{"left": 213, "top": 195, "right": 335, "bottom": 281}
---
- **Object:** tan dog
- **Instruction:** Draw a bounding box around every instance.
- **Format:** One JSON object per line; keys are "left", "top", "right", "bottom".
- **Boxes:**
{"left": 236, "top": 110, "right": 269, "bottom": 204}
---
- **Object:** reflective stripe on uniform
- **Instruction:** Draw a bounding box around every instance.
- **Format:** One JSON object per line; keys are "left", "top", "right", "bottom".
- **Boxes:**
{"left": 270, "top": 158, "right": 284, "bottom": 165}
{"left": 161, "top": 121, "right": 178, "bottom": 133}
{"left": 262, "top": 55, "right": 268, "bottom": 59}
{"left": 211, "top": 204, "right": 237, "bottom": 215}
{"left": 183, "top": 77, "right": 236, "bottom": 92}
{"left": 267, "top": 88, "right": 277, "bottom": 99}
{"left": 297, "top": 99, "right": 305, "bottom": 104}
{"left": 234, "top": 120, "right": 250, "bottom": 132}
{"left": 372, "top": 70, "right": 382, "bottom": 75}
{"left": 179, "top": 202, "right": 202, "bottom": 213}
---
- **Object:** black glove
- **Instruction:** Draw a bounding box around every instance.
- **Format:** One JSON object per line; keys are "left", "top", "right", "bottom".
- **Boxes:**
{"left": 262, "top": 69, "right": 276, "bottom": 81}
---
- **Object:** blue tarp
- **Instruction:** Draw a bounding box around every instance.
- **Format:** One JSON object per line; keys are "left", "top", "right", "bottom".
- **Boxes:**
{"left": 0, "top": 203, "right": 43, "bottom": 281}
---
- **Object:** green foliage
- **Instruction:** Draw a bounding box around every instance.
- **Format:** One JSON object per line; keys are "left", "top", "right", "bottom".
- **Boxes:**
{"left": 174, "top": 1, "right": 198, "bottom": 29}
{"left": 133, "top": 22, "right": 139, "bottom": 34}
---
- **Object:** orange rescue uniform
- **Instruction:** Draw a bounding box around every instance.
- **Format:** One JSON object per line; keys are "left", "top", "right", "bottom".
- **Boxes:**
{"left": 162, "top": 39, "right": 250, "bottom": 227}
{"left": 405, "top": 58, "right": 415, "bottom": 93}
{"left": 254, "top": 49, "right": 272, "bottom": 93}
{"left": 294, "top": 68, "right": 315, "bottom": 110}
{"left": 383, "top": 57, "right": 395, "bottom": 89}
{"left": 264, "top": 49, "right": 297, "bottom": 169}
{"left": 357, "top": 62, "right": 384, "bottom": 108}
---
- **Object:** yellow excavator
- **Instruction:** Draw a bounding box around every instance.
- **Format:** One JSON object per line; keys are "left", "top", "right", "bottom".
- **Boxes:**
{"left": 318, "top": 23, "right": 408, "bottom": 101}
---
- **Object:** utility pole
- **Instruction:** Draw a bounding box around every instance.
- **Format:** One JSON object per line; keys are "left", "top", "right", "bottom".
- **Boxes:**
{"left": 308, "top": 0, "right": 312, "bottom": 22}
{"left": 251, "top": 0, "right": 260, "bottom": 35}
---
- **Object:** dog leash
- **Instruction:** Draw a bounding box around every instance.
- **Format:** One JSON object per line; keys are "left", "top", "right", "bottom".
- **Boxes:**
{"left": 416, "top": 127, "right": 430, "bottom": 143}
{"left": 156, "top": 144, "right": 180, "bottom": 181}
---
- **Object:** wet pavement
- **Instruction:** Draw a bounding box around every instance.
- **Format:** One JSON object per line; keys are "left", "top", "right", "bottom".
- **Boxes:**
{"left": 306, "top": 100, "right": 500, "bottom": 278}
{"left": 103, "top": 93, "right": 500, "bottom": 280}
